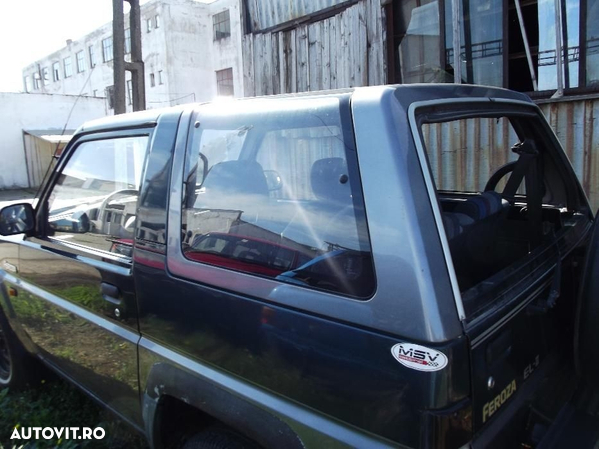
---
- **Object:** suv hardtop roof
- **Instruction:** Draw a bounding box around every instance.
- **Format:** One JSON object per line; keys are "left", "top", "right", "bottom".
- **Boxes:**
{"left": 76, "top": 84, "right": 533, "bottom": 135}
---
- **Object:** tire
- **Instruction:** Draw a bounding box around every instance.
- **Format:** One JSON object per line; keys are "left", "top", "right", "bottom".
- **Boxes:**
{"left": 182, "top": 428, "right": 257, "bottom": 449}
{"left": 0, "top": 309, "right": 40, "bottom": 389}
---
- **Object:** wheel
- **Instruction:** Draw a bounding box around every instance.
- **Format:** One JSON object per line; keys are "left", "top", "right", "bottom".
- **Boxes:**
{"left": 182, "top": 428, "right": 257, "bottom": 449}
{"left": 0, "top": 309, "right": 40, "bottom": 389}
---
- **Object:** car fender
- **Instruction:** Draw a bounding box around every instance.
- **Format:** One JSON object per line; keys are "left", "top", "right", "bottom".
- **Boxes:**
{"left": 142, "top": 361, "right": 304, "bottom": 449}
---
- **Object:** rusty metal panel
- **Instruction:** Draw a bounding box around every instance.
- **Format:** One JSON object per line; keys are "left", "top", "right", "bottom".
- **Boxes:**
{"left": 422, "top": 117, "right": 519, "bottom": 193}
{"left": 420, "top": 98, "right": 599, "bottom": 211}
{"left": 247, "top": 0, "right": 354, "bottom": 32}
{"left": 538, "top": 98, "right": 599, "bottom": 211}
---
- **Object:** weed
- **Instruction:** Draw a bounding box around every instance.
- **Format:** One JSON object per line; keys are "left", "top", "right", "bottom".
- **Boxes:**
{"left": 0, "top": 379, "right": 146, "bottom": 449}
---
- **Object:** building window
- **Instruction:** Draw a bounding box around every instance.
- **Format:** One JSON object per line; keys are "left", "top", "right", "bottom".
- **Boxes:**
{"left": 76, "top": 50, "right": 86, "bottom": 73}
{"left": 125, "top": 28, "right": 131, "bottom": 54}
{"left": 393, "top": 0, "right": 503, "bottom": 87}
{"left": 127, "top": 80, "right": 133, "bottom": 105}
{"left": 89, "top": 45, "right": 96, "bottom": 68}
{"left": 213, "top": 10, "right": 230, "bottom": 40}
{"left": 150, "top": 73, "right": 155, "bottom": 87}
{"left": 24, "top": 76, "right": 31, "bottom": 92}
{"left": 391, "top": 0, "right": 599, "bottom": 94}
{"left": 52, "top": 62, "right": 60, "bottom": 81}
{"left": 42, "top": 67, "right": 50, "bottom": 86}
{"left": 155, "top": 15, "right": 160, "bottom": 29}
{"left": 147, "top": 18, "right": 152, "bottom": 32}
{"left": 216, "top": 68, "right": 234, "bottom": 96}
{"left": 33, "top": 73, "right": 41, "bottom": 90}
{"left": 585, "top": 0, "right": 599, "bottom": 86}
{"left": 64, "top": 57, "right": 73, "bottom": 78}
{"left": 102, "top": 37, "right": 113, "bottom": 62}
{"left": 158, "top": 70, "right": 164, "bottom": 84}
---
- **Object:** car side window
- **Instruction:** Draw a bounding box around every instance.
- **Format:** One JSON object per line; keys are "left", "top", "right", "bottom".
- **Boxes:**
{"left": 181, "top": 99, "right": 375, "bottom": 298}
{"left": 46, "top": 136, "right": 149, "bottom": 257}
{"left": 417, "top": 110, "right": 583, "bottom": 317}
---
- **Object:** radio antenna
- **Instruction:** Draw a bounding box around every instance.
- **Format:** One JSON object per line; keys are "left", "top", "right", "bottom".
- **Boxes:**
{"left": 34, "top": 65, "right": 97, "bottom": 197}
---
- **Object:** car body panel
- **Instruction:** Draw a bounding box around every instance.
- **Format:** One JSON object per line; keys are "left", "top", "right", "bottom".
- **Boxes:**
{"left": 0, "top": 85, "right": 594, "bottom": 448}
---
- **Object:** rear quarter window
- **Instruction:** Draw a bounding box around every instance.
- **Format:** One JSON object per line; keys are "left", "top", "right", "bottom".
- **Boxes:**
{"left": 181, "top": 98, "right": 375, "bottom": 298}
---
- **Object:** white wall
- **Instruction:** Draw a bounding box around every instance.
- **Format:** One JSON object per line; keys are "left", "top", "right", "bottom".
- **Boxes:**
{"left": 210, "top": 0, "right": 244, "bottom": 98}
{"left": 22, "top": 0, "right": 245, "bottom": 111}
{"left": 0, "top": 92, "right": 107, "bottom": 189}
{"left": 22, "top": 23, "right": 115, "bottom": 105}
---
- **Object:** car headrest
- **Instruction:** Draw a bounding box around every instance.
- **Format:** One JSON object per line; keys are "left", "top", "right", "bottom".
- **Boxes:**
{"left": 310, "top": 157, "right": 351, "bottom": 204}
{"left": 454, "top": 191, "right": 508, "bottom": 220}
{"left": 202, "top": 160, "right": 268, "bottom": 196}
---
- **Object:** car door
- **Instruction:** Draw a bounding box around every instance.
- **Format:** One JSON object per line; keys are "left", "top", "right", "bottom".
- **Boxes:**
{"left": 11, "top": 129, "right": 151, "bottom": 428}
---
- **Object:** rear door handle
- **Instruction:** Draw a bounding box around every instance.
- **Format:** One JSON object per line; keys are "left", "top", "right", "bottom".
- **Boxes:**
{"left": 101, "top": 282, "right": 121, "bottom": 306}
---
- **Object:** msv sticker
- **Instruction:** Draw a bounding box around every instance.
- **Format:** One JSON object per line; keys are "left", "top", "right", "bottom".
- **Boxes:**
{"left": 391, "top": 343, "right": 448, "bottom": 372}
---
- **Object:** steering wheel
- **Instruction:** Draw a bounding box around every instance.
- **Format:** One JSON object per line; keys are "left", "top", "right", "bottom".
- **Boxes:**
{"left": 484, "top": 161, "right": 517, "bottom": 192}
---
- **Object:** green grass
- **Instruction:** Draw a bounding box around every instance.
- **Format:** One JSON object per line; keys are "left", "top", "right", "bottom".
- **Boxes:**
{"left": 0, "top": 379, "right": 146, "bottom": 449}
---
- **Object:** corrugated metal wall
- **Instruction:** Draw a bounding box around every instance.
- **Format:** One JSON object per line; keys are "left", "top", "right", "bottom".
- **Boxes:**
{"left": 420, "top": 97, "right": 599, "bottom": 211}
{"left": 242, "top": 0, "right": 386, "bottom": 96}
{"left": 422, "top": 117, "right": 520, "bottom": 193}
{"left": 538, "top": 98, "right": 599, "bottom": 211}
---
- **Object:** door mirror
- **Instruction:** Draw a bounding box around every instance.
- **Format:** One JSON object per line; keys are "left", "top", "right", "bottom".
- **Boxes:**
{"left": 49, "top": 209, "right": 91, "bottom": 234}
{"left": 0, "top": 203, "right": 35, "bottom": 236}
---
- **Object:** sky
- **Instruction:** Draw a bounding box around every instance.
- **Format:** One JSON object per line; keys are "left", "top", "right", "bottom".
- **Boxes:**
{"left": 0, "top": 0, "right": 150, "bottom": 92}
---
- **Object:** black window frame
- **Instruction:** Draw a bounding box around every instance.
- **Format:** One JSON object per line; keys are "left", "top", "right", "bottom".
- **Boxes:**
{"left": 102, "top": 37, "right": 113, "bottom": 63}
{"left": 89, "top": 45, "right": 96, "bottom": 68}
{"left": 52, "top": 61, "right": 60, "bottom": 82}
{"left": 76, "top": 50, "right": 86, "bottom": 73}
{"left": 42, "top": 67, "right": 49, "bottom": 86}
{"left": 213, "top": 9, "right": 231, "bottom": 40}
{"left": 63, "top": 56, "right": 73, "bottom": 78}
{"left": 216, "top": 68, "right": 234, "bottom": 96}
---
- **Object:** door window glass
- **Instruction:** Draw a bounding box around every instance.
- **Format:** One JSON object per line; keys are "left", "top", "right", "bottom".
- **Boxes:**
{"left": 47, "top": 136, "right": 149, "bottom": 257}
{"left": 181, "top": 99, "right": 375, "bottom": 298}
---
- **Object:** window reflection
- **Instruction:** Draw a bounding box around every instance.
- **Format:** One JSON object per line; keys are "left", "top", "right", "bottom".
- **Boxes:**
{"left": 587, "top": 0, "right": 599, "bottom": 85}
{"left": 399, "top": 1, "right": 447, "bottom": 83}
{"left": 397, "top": 0, "right": 503, "bottom": 86}
{"left": 181, "top": 100, "right": 375, "bottom": 298}
{"left": 47, "top": 137, "right": 148, "bottom": 255}
{"left": 538, "top": 0, "right": 579, "bottom": 90}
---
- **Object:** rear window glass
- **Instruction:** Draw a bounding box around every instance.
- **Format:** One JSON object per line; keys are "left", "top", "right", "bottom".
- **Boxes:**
{"left": 418, "top": 109, "right": 573, "bottom": 317}
{"left": 181, "top": 98, "right": 375, "bottom": 298}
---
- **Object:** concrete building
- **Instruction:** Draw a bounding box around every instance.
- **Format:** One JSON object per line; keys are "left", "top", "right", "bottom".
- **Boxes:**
{"left": 0, "top": 92, "right": 106, "bottom": 190}
{"left": 22, "top": 0, "right": 243, "bottom": 113}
